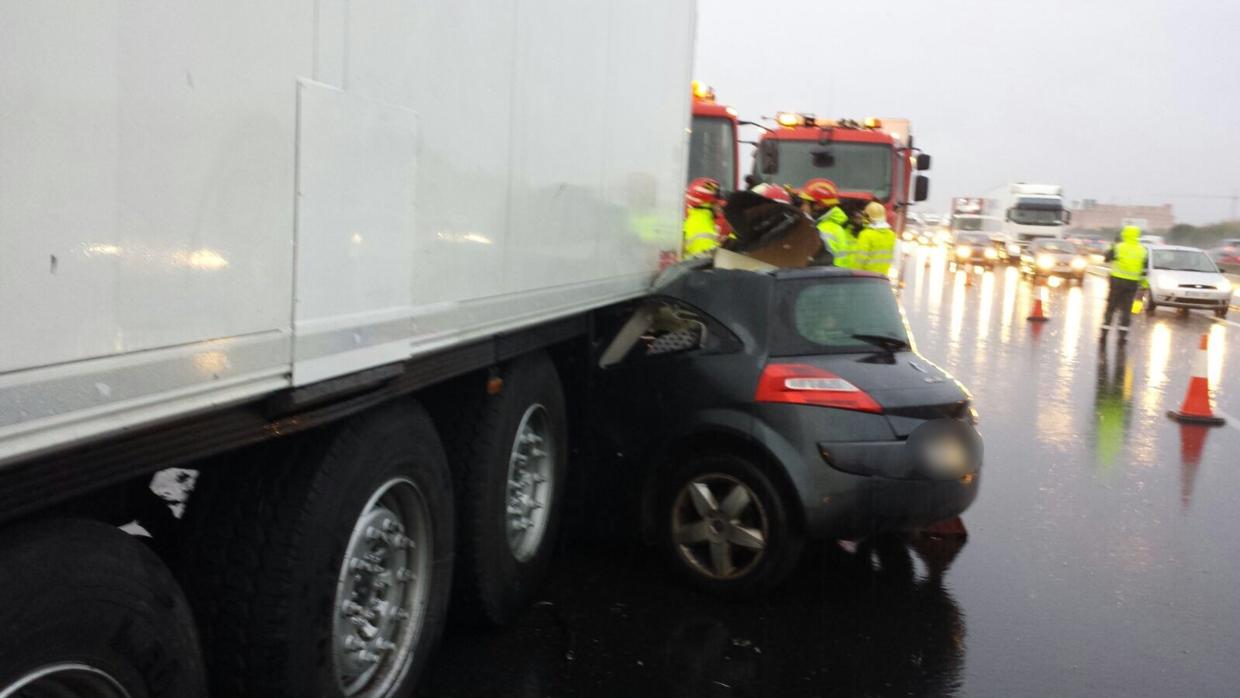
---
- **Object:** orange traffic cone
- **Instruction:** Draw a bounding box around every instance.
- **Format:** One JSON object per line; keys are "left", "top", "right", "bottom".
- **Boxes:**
{"left": 965, "top": 268, "right": 974, "bottom": 287}
{"left": 1027, "top": 287, "right": 1049, "bottom": 322}
{"left": 1168, "top": 333, "right": 1225, "bottom": 425}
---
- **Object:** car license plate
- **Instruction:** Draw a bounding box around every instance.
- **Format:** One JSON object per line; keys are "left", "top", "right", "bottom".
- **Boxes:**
{"left": 1184, "top": 291, "right": 1209, "bottom": 299}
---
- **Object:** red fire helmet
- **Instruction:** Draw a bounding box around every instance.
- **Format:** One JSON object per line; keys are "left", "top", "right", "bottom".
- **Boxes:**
{"left": 685, "top": 177, "right": 721, "bottom": 208}
{"left": 751, "top": 182, "right": 793, "bottom": 205}
{"left": 799, "top": 178, "right": 840, "bottom": 207}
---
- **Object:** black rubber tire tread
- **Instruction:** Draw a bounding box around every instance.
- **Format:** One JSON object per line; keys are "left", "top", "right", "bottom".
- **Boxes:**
{"left": 434, "top": 352, "right": 568, "bottom": 626}
{"left": 0, "top": 517, "right": 207, "bottom": 697}
{"left": 659, "top": 453, "right": 804, "bottom": 599}
{"left": 178, "top": 400, "right": 454, "bottom": 697}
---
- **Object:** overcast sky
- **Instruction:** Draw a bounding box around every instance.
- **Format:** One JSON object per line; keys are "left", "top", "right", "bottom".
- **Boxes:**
{"left": 694, "top": 0, "right": 1240, "bottom": 224}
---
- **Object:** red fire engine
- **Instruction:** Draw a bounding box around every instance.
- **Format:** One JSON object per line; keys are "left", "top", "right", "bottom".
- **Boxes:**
{"left": 687, "top": 81, "right": 740, "bottom": 192}
{"left": 752, "top": 113, "right": 931, "bottom": 235}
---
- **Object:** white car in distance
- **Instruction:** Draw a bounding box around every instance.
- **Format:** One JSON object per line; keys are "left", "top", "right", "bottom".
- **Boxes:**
{"left": 1144, "top": 245, "right": 1233, "bottom": 319}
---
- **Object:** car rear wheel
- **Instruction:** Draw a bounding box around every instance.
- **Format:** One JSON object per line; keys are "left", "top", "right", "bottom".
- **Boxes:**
{"left": 660, "top": 454, "right": 801, "bottom": 597}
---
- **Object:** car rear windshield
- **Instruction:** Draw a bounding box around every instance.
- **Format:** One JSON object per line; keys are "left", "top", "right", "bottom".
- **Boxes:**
{"left": 771, "top": 277, "right": 910, "bottom": 355}
{"left": 1034, "top": 241, "right": 1076, "bottom": 254}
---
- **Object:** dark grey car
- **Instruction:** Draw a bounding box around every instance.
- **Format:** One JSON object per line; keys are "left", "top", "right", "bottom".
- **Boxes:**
{"left": 595, "top": 263, "right": 982, "bottom": 596}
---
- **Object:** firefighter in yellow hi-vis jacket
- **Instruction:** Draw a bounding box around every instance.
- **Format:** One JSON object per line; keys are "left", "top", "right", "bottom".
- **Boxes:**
{"left": 682, "top": 177, "right": 722, "bottom": 257}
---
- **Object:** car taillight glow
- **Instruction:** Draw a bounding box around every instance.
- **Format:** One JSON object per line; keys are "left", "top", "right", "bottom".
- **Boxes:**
{"left": 755, "top": 363, "right": 883, "bottom": 413}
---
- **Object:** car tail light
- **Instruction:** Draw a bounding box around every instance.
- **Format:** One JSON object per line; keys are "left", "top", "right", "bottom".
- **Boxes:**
{"left": 754, "top": 363, "right": 882, "bottom": 413}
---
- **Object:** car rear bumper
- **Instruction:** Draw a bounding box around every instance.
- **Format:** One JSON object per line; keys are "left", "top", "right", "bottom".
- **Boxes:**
{"left": 754, "top": 405, "right": 982, "bottom": 539}
{"left": 955, "top": 257, "right": 996, "bottom": 267}
{"left": 812, "top": 425, "right": 980, "bottom": 536}
{"left": 1027, "top": 264, "right": 1085, "bottom": 277}
{"left": 815, "top": 473, "right": 980, "bottom": 538}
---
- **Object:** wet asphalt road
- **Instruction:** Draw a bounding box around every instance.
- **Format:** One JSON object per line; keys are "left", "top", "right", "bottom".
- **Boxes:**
{"left": 419, "top": 246, "right": 1240, "bottom": 697}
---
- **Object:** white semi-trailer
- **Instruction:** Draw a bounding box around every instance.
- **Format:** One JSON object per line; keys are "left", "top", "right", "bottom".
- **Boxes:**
{"left": 0, "top": 2, "right": 695, "bottom": 695}
{"left": 983, "top": 183, "right": 1072, "bottom": 252}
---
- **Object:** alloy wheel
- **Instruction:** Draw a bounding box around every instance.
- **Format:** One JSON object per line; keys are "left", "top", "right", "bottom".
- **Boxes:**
{"left": 670, "top": 474, "right": 769, "bottom": 579}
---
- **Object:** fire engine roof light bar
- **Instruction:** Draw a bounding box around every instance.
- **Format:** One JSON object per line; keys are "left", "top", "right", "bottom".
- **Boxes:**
{"left": 775, "top": 112, "right": 803, "bottom": 128}
{"left": 773, "top": 113, "right": 888, "bottom": 132}
{"left": 690, "top": 80, "right": 716, "bottom": 102}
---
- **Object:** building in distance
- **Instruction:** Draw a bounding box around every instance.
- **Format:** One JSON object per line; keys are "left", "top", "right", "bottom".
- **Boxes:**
{"left": 1070, "top": 199, "right": 1174, "bottom": 232}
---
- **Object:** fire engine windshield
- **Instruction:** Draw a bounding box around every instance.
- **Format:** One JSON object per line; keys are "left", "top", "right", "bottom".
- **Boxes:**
{"left": 687, "top": 116, "right": 736, "bottom": 190}
{"left": 762, "top": 141, "right": 893, "bottom": 201}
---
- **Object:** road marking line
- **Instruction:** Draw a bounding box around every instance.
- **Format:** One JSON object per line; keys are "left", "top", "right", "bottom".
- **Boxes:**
{"left": 1216, "top": 409, "right": 1240, "bottom": 433}
{"left": 1215, "top": 317, "right": 1240, "bottom": 330}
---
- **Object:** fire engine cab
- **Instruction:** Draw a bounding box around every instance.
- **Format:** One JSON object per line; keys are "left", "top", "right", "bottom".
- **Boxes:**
{"left": 687, "top": 81, "right": 740, "bottom": 192}
{"left": 752, "top": 112, "right": 931, "bottom": 235}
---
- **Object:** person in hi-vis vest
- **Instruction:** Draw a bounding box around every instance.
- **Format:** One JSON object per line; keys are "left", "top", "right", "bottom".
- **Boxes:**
{"left": 1101, "top": 225, "right": 1148, "bottom": 342}
{"left": 682, "top": 177, "right": 723, "bottom": 257}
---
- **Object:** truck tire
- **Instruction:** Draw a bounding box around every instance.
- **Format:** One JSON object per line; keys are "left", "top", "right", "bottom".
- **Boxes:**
{"left": 659, "top": 453, "right": 803, "bottom": 598}
{"left": 179, "top": 400, "right": 454, "bottom": 697}
{"left": 439, "top": 352, "right": 568, "bottom": 625}
{"left": 0, "top": 518, "right": 206, "bottom": 697}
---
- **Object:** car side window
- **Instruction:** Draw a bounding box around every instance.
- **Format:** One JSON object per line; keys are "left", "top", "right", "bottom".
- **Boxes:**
{"left": 597, "top": 299, "right": 741, "bottom": 369}
{"left": 643, "top": 301, "right": 741, "bottom": 358}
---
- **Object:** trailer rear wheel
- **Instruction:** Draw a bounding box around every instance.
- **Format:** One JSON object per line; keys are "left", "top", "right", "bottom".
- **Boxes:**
{"left": 440, "top": 352, "right": 568, "bottom": 625}
{"left": 180, "top": 401, "right": 453, "bottom": 697}
{"left": 0, "top": 518, "right": 206, "bottom": 698}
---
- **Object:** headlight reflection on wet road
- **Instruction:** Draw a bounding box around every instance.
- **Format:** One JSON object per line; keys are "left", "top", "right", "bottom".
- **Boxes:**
{"left": 1141, "top": 322, "right": 1172, "bottom": 417}
{"left": 1208, "top": 322, "right": 1226, "bottom": 390}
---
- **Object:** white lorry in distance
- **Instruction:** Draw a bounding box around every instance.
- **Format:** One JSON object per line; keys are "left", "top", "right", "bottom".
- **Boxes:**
{"left": 983, "top": 183, "right": 1072, "bottom": 254}
{"left": 0, "top": 2, "right": 695, "bottom": 695}
{"left": 949, "top": 197, "right": 1002, "bottom": 239}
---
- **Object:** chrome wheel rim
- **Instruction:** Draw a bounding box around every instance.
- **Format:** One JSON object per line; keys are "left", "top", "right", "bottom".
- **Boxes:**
{"left": 671, "top": 474, "right": 768, "bottom": 580}
{"left": 332, "top": 477, "right": 432, "bottom": 697}
{"left": 505, "top": 404, "right": 554, "bottom": 563}
{"left": 0, "top": 663, "right": 130, "bottom": 698}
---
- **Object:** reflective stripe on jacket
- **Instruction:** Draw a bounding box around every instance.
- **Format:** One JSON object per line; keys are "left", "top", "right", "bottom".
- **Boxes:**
{"left": 858, "top": 225, "right": 897, "bottom": 274}
{"left": 1109, "top": 225, "right": 1147, "bottom": 281}
{"left": 682, "top": 207, "right": 719, "bottom": 256}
